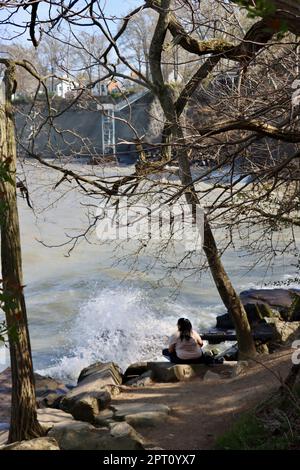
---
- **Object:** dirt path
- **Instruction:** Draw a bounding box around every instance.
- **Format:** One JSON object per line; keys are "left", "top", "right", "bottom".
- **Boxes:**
{"left": 113, "top": 349, "right": 293, "bottom": 450}
{"left": 0, "top": 348, "right": 295, "bottom": 449}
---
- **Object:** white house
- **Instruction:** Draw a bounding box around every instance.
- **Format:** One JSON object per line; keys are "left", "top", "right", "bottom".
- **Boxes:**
{"left": 56, "top": 77, "right": 78, "bottom": 98}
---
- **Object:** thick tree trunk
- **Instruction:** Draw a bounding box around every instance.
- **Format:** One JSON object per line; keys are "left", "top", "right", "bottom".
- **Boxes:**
{"left": 0, "top": 62, "right": 43, "bottom": 442}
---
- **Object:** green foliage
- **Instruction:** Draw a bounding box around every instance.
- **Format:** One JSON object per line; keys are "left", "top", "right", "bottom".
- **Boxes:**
{"left": 0, "top": 320, "right": 8, "bottom": 343}
{"left": 0, "top": 160, "right": 14, "bottom": 224}
{"left": 236, "top": 0, "right": 288, "bottom": 35}
{"left": 236, "top": 0, "right": 276, "bottom": 18}
{"left": 0, "top": 160, "right": 14, "bottom": 185}
{"left": 110, "top": 90, "right": 130, "bottom": 99}
{"left": 215, "top": 409, "right": 300, "bottom": 450}
{"left": 0, "top": 283, "right": 19, "bottom": 344}
{"left": 275, "top": 21, "right": 289, "bottom": 39}
{"left": 0, "top": 287, "right": 18, "bottom": 314}
{"left": 287, "top": 293, "right": 300, "bottom": 321}
{"left": 0, "top": 320, "right": 18, "bottom": 344}
{"left": 12, "top": 93, "right": 31, "bottom": 105}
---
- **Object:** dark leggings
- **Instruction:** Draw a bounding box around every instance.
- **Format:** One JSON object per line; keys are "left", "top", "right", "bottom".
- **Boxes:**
{"left": 162, "top": 348, "right": 215, "bottom": 365}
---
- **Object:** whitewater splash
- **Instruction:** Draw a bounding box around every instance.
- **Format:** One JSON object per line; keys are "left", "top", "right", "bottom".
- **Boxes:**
{"left": 38, "top": 286, "right": 219, "bottom": 383}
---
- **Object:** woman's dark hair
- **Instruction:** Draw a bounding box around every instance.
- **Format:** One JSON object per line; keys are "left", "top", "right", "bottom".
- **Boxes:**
{"left": 177, "top": 318, "right": 192, "bottom": 341}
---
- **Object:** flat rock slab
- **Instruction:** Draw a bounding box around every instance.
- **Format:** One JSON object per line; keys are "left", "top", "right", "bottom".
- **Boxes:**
{"left": 49, "top": 420, "right": 144, "bottom": 450}
{"left": 0, "top": 437, "right": 60, "bottom": 451}
{"left": 112, "top": 403, "right": 170, "bottom": 420}
{"left": 37, "top": 407, "right": 74, "bottom": 432}
{"left": 125, "top": 411, "right": 169, "bottom": 427}
{"left": 202, "top": 323, "right": 274, "bottom": 344}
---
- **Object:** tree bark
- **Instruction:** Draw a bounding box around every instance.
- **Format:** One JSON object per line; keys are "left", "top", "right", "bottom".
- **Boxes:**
{"left": 0, "top": 62, "right": 44, "bottom": 442}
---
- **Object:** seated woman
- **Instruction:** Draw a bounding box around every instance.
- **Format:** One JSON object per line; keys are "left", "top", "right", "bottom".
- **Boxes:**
{"left": 162, "top": 318, "right": 223, "bottom": 365}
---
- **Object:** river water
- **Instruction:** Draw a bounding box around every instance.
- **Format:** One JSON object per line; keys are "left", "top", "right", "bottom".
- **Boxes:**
{"left": 0, "top": 161, "right": 298, "bottom": 382}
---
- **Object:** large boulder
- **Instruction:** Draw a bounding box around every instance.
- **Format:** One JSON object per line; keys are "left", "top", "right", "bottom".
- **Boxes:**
{"left": 216, "top": 313, "right": 234, "bottom": 330}
{"left": 48, "top": 420, "right": 144, "bottom": 450}
{"left": 37, "top": 392, "right": 65, "bottom": 409}
{"left": 35, "top": 372, "right": 69, "bottom": 398}
{"left": 0, "top": 368, "right": 69, "bottom": 422}
{"left": 240, "top": 288, "right": 300, "bottom": 318}
{"left": 146, "top": 362, "right": 234, "bottom": 382}
{"left": 216, "top": 289, "right": 300, "bottom": 331}
{"left": 0, "top": 437, "right": 60, "bottom": 451}
{"left": 216, "top": 303, "right": 277, "bottom": 330}
{"left": 0, "top": 368, "right": 68, "bottom": 398}
{"left": 267, "top": 319, "right": 300, "bottom": 346}
{"left": 147, "top": 362, "right": 181, "bottom": 382}
{"left": 37, "top": 408, "right": 74, "bottom": 433}
{"left": 93, "top": 408, "right": 115, "bottom": 426}
{"left": 60, "top": 390, "right": 111, "bottom": 423}
{"left": 109, "top": 422, "right": 145, "bottom": 449}
{"left": 77, "top": 362, "right": 122, "bottom": 386}
{"left": 60, "top": 362, "right": 122, "bottom": 422}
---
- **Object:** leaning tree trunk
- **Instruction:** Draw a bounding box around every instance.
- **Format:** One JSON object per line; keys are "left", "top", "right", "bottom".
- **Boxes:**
{"left": 202, "top": 218, "right": 257, "bottom": 359}
{"left": 149, "top": 0, "right": 256, "bottom": 359}
{"left": 0, "top": 61, "right": 43, "bottom": 442}
{"left": 174, "top": 121, "right": 257, "bottom": 359}
{"left": 158, "top": 96, "right": 257, "bottom": 359}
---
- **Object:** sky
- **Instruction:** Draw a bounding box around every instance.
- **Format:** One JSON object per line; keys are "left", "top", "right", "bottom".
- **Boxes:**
{"left": 0, "top": 0, "right": 142, "bottom": 44}
{"left": 104, "top": 0, "right": 141, "bottom": 16}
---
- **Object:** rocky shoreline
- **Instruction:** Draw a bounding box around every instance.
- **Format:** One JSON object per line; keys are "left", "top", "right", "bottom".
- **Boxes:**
{"left": 0, "top": 359, "right": 240, "bottom": 450}
{"left": 202, "top": 287, "right": 300, "bottom": 360}
{"left": 0, "top": 287, "right": 299, "bottom": 450}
